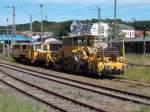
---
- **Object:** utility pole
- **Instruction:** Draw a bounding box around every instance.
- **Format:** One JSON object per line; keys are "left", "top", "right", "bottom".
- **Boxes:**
{"left": 6, "top": 18, "right": 9, "bottom": 57}
{"left": 40, "top": 3, "right": 43, "bottom": 42}
{"left": 143, "top": 25, "right": 146, "bottom": 55}
{"left": 6, "top": 18, "right": 9, "bottom": 36}
{"left": 30, "top": 15, "right": 33, "bottom": 43}
{"left": 90, "top": 6, "right": 101, "bottom": 47}
{"left": 12, "top": 6, "right": 16, "bottom": 48}
{"left": 114, "top": 0, "right": 117, "bottom": 46}
{"left": 3, "top": 38, "right": 5, "bottom": 56}
{"left": 98, "top": 6, "right": 101, "bottom": 41}
{"left": 45, "top": 15, "right": 47, "bottom": 21}
{"left": 6, "top": 6, "right": 15, "bottom": 55}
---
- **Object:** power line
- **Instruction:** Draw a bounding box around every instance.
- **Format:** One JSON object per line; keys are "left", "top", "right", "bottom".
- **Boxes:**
{"left": 1, "top": 0, "right": 150, "bottom": 25}
{"left": 48, "top": 0, "right": 110, "bottom": 20}
{"left": 100, "top": 2, "right": 150, "bottom": 15}
{"left": 0, "top": 0, "right": 116, "bottom": 24}
{"left": 119, "top": 8, "right": 150, "bottom": 16}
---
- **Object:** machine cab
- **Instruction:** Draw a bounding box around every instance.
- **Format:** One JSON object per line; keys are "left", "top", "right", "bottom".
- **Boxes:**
{"left": 62, "top": 35, "right": 95, "bottom": 57}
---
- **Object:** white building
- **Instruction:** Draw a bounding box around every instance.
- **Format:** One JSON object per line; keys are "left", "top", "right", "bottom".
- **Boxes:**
{"left": 90, "top": 22, "right": 109, "bottom": 48}
{"left": 70, "top": 21, "right": 91, "bottom": 36}
{"left": 121, "top": 30, "right": 135, "bottom": 38}
{"left": 91, "top": 22, "right": 109, "bottom": 40}
{"left": 91, "top": 23, "right": 135, "bottom": 39}
{"left": 119, "top": 24, "right": 135, "bottom": 38}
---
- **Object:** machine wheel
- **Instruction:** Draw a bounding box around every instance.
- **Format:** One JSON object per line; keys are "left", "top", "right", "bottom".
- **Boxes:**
{"left": 80, "top": 61, "right": 88, "bottom": 75}
{"left": 49, "top": 61, "right": 54, "bottom": 69}
{"left": 53, "top": 59, "right": 64, "bottom": 71}
{"left": 96, "top": 71, "right": 103, "bottom": 78}
{"left": 119, "top": 68, "right": 125, "bottom": 75}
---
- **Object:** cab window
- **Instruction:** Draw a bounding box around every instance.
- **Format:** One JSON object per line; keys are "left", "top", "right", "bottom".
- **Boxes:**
{"left": 43, "top": 45, "right": 47, "bottom": 51}
{"left": 35, "top": 45, "right": 41, "bottom": 51}
{"left": 22, "top": 45, "right": 26, "bottom": 49}
{"left": 63, "top": 38, "right": 72, "bottom": 45}
{"left": 13, "top": 45, "right": 20, "bottom": 50}
{"left": 50, "top": 44, "right": 62, "bottom": 51}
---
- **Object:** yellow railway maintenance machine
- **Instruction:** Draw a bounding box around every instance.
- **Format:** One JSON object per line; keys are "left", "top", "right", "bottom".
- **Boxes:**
{"left": 55, "top": 35, "right": 106, "bottom": 77}
{"left": 100, "top": 38, "right": 127, "bottom": 75}
{"left": 12, "top": 42, "right": 47, "bottom": 63}
{"left": 55, "top": 34, "right": 127, "bottom": 77}
{"left": 12, "top": 41, "right": 62, "bottom": 67}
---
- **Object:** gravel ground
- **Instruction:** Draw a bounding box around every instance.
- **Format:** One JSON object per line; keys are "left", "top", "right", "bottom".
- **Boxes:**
{"left": 1, "top": 59, "right": 150, "bottom": 97}
{"left": 0, "top": 78, "right": 53, "bottom": 112}
{"left": 0, "top": 73, "right": 97, "bottom": 112}
{"left": 0, "top": 66, "right": 146, "bottom": 112}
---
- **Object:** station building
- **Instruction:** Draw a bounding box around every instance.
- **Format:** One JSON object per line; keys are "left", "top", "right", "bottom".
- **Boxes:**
{"left": 0, "top": 35, "right": 33, "bottom": 45}
{"left": 124, "top": 37, "right": 150, "bottom": 53}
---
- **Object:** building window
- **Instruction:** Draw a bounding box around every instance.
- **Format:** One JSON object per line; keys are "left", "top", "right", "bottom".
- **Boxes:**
{"left": 130, "top": 32, "right": 132, "bottom": 37}
{"left": 101, "top": 35, "right": 104, "bottom": 39}
{"left": 101, "top": 26, "right": 104, "bottom": 33}
{"left": 132, "top": 32, "right": 134, "bottom": 36}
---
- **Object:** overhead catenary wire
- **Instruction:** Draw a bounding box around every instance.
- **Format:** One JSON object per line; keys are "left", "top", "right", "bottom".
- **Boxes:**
{"left": 48, "top": 0, "right": 110, "bottom": 20}
{"left": 0, "top": 0, "right": 150, "bottom": 25}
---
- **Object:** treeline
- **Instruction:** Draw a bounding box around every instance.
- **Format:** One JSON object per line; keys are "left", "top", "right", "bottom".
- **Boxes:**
{"left": 0, "top": 20, "right": 73, "bottom": 37}
{"left": 0, "top": 19, "right": 150, "bottom": 36}
{"left": 131, "top": 21, "right": 150, "bottom": 30}
{"left": 15, "top": 20, "right": 72, "bottom": 37}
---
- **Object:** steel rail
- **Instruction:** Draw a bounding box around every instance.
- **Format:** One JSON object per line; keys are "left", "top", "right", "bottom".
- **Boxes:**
{"left": 0, "top": 68, "right": 106, "bottom": 112}
{"left": 0, "top": 63, "right": 150, "bottom": 106}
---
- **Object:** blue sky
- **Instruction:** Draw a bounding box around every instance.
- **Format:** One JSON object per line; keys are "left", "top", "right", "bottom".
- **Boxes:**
{"left": 0, "top": 0, "right": 150, "bottom": 25}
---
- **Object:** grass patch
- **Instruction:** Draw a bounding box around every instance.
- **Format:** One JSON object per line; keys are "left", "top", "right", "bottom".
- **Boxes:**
{"left": 122, "top": 54, "right": 150, "bottom": 82}
{"left": 0, "top": 89, "right": 46, "bottom": 112}
{"left": 122, "top": 66, "right": 150, "bottom": 82}
{"left": 126, "top": 54, "right": 150, "bottom": 63}
{"left": 135, "top": 106, "right": 150, "bottom": 112}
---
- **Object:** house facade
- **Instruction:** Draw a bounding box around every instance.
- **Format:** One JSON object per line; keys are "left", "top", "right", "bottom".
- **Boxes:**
{"left": 121, "top": 29, "right": 135, "bottom": 38}
{"left": 118, "top": 24, "right": 135, "bottom": 38}
{"left": 90, "top": 22, "right": 109, "bottom": 40}
{"left": 69, "top": 21, "right": 138, "bottom": 48}
{"left": 70, "top": 21, "right": 91, "bottom": 36}
{"left": 135, "top": 30, "right": 144, "bottom": 37}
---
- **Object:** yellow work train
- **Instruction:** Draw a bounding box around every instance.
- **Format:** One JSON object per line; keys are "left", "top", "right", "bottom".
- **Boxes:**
{"left": 12, "top": 36, "right": 127, "bottom": 77}
{"left": 12, "top": 41, "right": 62, "bottom": 67}
{"left": 55, "top": 35, "right": 127, "bottom": 76}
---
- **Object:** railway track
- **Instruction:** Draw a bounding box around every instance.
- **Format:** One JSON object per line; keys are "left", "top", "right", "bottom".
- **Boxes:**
{"left": 1, "top": 58, "right": 150, "bottom": 88}
{"left": 129, "top": 63, "right": 150, "bottom": 67}
{"left": 0, "top": 62, "right": 150, "bottom": 107}
{"left": 0, "top": 79, "right": 66, "bottom": 112}
{"left": 105, "top": 75, "right": 150, "bottom": 88}
{"left": 0, "top": 69, "right": 105, "bottom": 112}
